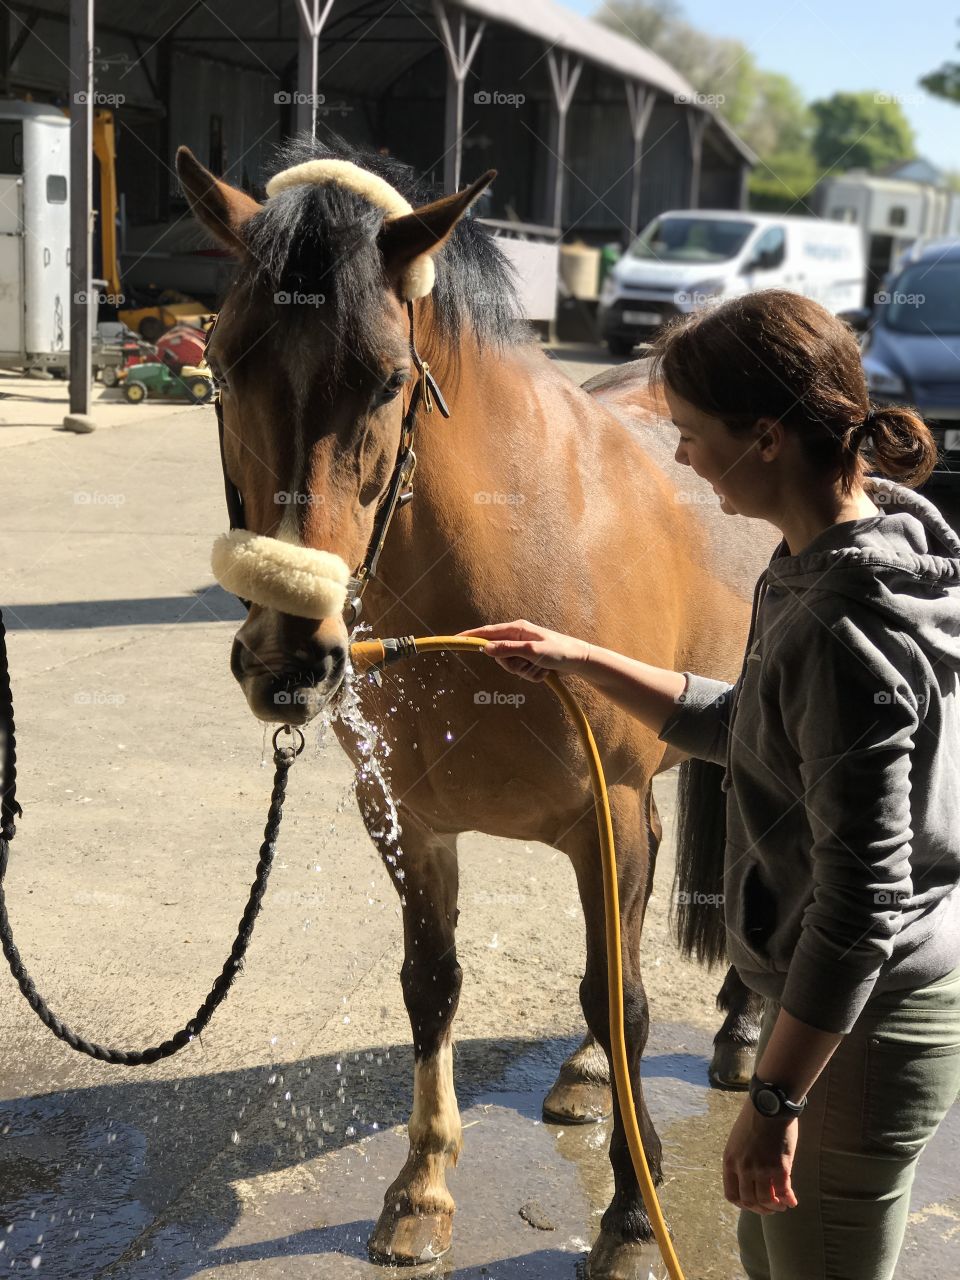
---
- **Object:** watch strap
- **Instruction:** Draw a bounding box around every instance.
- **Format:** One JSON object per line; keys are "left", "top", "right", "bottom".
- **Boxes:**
{"left": 749, "top": 1072, "right": 808, "bottom": 1116}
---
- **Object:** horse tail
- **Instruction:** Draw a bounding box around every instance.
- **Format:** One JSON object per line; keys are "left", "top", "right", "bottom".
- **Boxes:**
{"left": 669, "top": 756, "right": 727, "bottom": 969}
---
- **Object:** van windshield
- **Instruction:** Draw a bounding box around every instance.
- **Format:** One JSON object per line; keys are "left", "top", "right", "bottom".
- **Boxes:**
{"left": 630, "top": 216, "right": 756, "bottom": 264}
{"left": 882, "top": 262, "right": 960, "bottom": 335}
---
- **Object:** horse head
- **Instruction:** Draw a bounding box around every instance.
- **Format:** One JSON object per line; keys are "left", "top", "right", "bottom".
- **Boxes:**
{"left": 176, "top": 140, "right": 495, "bottom": 723}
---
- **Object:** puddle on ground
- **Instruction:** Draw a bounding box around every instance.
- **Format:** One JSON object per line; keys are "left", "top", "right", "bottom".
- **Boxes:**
{"left": 1, "top": 1021, "right": 956, "bottom": 1278}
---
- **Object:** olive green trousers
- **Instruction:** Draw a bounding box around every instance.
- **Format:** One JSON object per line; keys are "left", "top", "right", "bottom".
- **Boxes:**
{"left": 738, "top": 962, "right": 960, "bottom": 1280}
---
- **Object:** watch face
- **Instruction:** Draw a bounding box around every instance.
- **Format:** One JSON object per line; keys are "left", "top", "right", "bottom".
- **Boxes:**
{"left": 755, "top": 1087, "right": 781, "bottom": 1116}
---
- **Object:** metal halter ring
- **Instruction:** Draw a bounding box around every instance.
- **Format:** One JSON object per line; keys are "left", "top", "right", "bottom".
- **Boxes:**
{"left": 273, "top": 725, "right": 306, "bottom": 757}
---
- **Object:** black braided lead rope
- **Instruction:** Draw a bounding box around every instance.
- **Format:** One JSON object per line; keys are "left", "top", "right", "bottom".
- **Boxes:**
{"left": 0, "top": 602, "right": 304, "bottom": 1066}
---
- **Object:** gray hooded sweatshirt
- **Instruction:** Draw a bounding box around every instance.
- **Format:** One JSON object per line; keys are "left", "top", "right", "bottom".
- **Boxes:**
{"left": 657, "top": 475, "right": 960, "bottom": 1035}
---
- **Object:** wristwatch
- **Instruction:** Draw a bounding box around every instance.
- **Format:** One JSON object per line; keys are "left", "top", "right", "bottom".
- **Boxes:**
{"left": 748, "top": 1072, "right": 808, "bottom": 1118}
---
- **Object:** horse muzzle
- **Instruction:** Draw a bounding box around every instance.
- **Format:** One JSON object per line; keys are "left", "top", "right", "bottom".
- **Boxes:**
{"left": 212, "top": 531, "right": 353, "bottom": 723}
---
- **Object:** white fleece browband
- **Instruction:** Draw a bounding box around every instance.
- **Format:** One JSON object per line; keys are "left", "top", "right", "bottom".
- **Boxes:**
{"left": 212, "top": 530, "right": 351, "bottom": 621}
{"left": 264, "top": 159, "right": 436, "bottom": 301}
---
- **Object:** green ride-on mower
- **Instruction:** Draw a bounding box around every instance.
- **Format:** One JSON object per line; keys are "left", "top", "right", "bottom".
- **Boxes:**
{"left": 123, "top": 363, "right": 214, "bottom": 405}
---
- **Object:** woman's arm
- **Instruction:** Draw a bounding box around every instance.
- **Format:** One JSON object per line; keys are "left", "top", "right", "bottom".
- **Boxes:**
{"left": 457, "top": 620, "right": 737, "bottom": 763}
{"left": 456, "top": 620, "right": 687, "bottom": 734}
{"left": 755, "top": 1007, "right": 843, "bottom": 1100}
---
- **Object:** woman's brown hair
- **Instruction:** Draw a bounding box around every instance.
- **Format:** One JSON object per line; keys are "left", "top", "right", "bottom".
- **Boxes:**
{"left": 648, "top": 288, "right": 938, "bottom": 496}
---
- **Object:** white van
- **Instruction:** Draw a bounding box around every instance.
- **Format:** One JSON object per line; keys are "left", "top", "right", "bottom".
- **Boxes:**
{"left": 598, "top": 210, "right": 866, "bottom": 356}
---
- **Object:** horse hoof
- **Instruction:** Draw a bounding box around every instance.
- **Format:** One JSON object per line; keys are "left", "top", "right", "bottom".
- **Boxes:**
{"left": 584, "top": 1230, "right": 664, "bottom": 1279}
{"left": 368, "top": 1208, "right": 453, "bottom": 1266}
{"left": 543, "top": 1078, "right": 612, "bottom": 1125}
{"left": 708, "top": 1042, "right": 756, "bottom": 1091}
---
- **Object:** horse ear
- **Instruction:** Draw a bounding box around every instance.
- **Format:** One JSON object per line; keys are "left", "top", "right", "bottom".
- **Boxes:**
{"left": 378, "top": 169, "right": 496, "bottom": 292}
{"left": 176, "top": 146, "right": 261, "bottom": 257}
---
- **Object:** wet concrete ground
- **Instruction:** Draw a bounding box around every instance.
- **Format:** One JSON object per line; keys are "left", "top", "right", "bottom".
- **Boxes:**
{"left": 1, "top": 1019, "right": 957, "bottom": 1278}
{"left": 1, "top": 356, "right": 958, "bottom": 1278}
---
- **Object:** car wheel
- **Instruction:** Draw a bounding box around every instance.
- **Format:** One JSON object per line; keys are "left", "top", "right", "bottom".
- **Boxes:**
{"left": 607, "top": 337, "right": 635, "bottom": 357}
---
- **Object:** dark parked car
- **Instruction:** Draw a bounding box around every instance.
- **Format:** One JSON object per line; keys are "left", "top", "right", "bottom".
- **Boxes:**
{"left": 847, "top": 239, "right": 960, "bottom": 492}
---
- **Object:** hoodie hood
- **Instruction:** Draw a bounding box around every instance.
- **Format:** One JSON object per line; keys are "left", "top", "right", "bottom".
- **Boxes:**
{"left": 760, "top": 476, "right": 960, "bottom": 676}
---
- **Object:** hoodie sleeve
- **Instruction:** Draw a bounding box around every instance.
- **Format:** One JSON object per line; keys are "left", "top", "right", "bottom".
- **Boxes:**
{"left": 777, "top": 608, "right": 921, "bottom": 1035}
{"left": 656, "top": 671, "right": 738, "bottom": 766}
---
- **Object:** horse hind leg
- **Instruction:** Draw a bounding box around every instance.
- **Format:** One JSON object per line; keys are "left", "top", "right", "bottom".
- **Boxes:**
{"left": 709, "top": 964, "right": 763, "bottom": 1090}
{"left": 362, "top": 799, "right": 463, "bottom": 1266}
{"left": 543, "top": 784, "right": 661, "bottom": 1126}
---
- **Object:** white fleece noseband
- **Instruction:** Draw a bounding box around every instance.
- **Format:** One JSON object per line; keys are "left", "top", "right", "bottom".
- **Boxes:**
{"left": 212, "top": 530, "right": 351, "bottom": 621}
{"left": 264, "top": 158, "right": 435, "bottom": 301}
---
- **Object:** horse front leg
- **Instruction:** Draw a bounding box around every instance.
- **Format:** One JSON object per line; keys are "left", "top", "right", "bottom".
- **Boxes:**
{"left": 364, "top": 799, "right": 463, "bottom": 1267}
{"left": 563, "top": 784, "right": 668, "bottom": 1280}
{"left": 709, "top": 964, "right": 763, "bottom": 1089}
{"left": 544, "top": 784, "right": 661, "bottom": 1126}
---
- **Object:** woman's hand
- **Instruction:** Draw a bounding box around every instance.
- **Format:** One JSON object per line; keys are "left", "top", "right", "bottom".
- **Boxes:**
{"left": 456, "top": 620, "right": 590, "bottom": 682}
{"left": 722, "top": 1097, "right": 799, "bottom": 1215}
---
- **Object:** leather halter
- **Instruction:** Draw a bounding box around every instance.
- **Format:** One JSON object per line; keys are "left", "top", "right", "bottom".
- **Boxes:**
{"left": 207, "top": 299, "right": 449, "bottom": 630}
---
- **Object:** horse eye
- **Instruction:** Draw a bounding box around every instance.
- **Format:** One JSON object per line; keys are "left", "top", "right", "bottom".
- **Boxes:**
{"left": 380, "top": 371, "right": 408, "bottom": 401}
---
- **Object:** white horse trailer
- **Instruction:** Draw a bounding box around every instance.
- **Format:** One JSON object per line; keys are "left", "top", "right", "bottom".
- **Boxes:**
{"left": 0, "top": 101, "right": 71, "bottom": 372}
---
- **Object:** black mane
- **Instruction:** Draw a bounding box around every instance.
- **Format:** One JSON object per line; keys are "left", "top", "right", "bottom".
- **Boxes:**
{"left": 240, "top": 134, "right": 527, "bottom": 368}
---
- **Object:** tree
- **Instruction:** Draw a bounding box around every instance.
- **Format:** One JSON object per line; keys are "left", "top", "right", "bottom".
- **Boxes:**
{"left": 596, "top": 2, "right": 819, "bottom": 211}
{"left": 596, "top": 0, "right": 760, "bottom": 131}
{"left": 919, "top": 19, "right": 960, "bottom": 103}
{"left": 810, "top": 92, "right": 915, "bottom": 173}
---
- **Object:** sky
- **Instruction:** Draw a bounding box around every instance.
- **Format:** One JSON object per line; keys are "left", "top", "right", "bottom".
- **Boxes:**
{"left": 562, "top": 0, "right": 960, "bottom": 171}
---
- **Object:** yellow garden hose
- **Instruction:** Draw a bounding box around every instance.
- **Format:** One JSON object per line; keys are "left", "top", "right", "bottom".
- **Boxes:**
{"left": 350, "top": 634, "right": 685, "bottom": 1280}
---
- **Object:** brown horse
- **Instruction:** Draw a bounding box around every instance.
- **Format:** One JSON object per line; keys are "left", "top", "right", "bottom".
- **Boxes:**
{"left": 177, "top": 136, "right": 777, "bottom": 1278}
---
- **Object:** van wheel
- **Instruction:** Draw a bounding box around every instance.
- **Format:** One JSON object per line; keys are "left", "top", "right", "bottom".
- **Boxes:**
{"left": 607, "top": 337, "right": 635, "bottom": 357}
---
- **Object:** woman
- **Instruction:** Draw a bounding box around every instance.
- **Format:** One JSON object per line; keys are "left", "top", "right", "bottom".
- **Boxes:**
{"left": 460, "top": 290, "right": 960, "bottom": 1280}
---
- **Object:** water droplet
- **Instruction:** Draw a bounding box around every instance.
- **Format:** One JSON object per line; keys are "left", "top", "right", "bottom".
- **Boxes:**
{"left": 231, "top": 1131, "right": 240, "bottom": 1144}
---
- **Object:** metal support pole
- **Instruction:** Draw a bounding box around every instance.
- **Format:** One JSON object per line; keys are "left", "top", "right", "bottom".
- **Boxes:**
{"left": 686, "top": 109, "right": 706, "bottom": 210}
{"left": 625, "top": 81, "right": 655, "bottom": 242}
{"left": 433, "top": 0, "right": 485, "bottom": 193}
{"left": 738, "top": 158, "right": 750, "bottom": 210}
{"left": 545, "top": 49, "right": 582, "bottom": 232}
{"left": 65, "top": 0, "right": 95, "bottom": 432}
{"left": 295, "top": 0, "right": 335, "bottom": 137}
